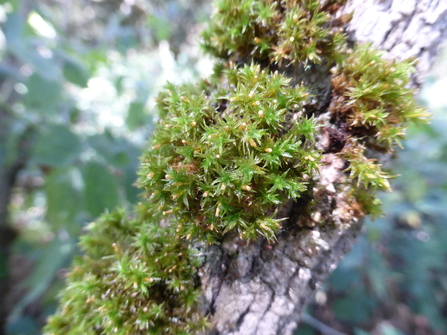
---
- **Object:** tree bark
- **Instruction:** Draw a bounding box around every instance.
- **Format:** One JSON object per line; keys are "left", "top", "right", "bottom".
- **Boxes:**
{"left": 200, "top": 1, "right": 447, "bottom": 334}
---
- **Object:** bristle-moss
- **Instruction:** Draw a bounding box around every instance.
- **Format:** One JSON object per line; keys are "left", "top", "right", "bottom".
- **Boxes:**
{"left": 139, "top": 64, "right": 320, "bottom": 242}
{"left": 45, "top": 0, "right": 429, "bottom": 334}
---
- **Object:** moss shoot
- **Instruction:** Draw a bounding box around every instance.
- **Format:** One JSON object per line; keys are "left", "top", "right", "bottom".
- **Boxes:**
{"left": 45, "top": 0, "right": 428, "bottom": 334}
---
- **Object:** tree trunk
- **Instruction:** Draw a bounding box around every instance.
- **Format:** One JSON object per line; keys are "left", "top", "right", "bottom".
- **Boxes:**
{"left": 200, "top": 1, "right": 447, "bottom": 334}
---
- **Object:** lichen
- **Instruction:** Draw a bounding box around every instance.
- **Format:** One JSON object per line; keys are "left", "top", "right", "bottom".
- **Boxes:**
{"left": 44, "top": 0, "right": 428, "bottom": 334}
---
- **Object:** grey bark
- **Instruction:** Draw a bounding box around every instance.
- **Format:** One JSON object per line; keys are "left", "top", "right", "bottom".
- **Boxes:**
{"left": 341, "top": 0, "right": 447, "bottom": 87}
{"left": 200, "top": 1, "right": 447, "bottom": 334}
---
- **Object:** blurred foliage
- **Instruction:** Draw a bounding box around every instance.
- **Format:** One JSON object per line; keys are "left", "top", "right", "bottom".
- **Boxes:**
{"left": 0, "top": 0, "right": 211, "bottom": 334}
{"left": 2, "top": 0, "right": 447, "bottom": 334}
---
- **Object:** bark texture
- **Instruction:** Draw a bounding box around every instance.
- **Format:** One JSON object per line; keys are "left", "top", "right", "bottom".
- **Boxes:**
{"left": 341, "top": 0, "right": 447, "bottom": 87}
{"left": 200, "top": 1, "right": 447, "bottom": 334}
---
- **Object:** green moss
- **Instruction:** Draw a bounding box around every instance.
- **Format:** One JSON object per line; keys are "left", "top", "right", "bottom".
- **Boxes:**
{"left": 45, "top": 0, "right": 429, "bottom": 334}
{"left": 330, "top": 44, "right": 429, "bottom": 151}
{"left": 202, "top": 0, "right": 347, "bottom": 65}
{"left": 327, "top": 45, "right": 429, "bottom": 215}
{"left": 45, "top": 208, "right": 207, "bottom": 335}
{"left": 139, "top": 64, "right": 320, "bottom": 242}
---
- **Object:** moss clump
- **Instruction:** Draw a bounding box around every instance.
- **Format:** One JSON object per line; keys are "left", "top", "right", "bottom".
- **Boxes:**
{"left": 44, "top": 209, "right": 207, "bottom": 335}
{"left": 45, "top": 0, "right": 429, "bottom": 334}
{"left": 202, "top": 0, "right": 348, "bottom": 65}
{"left": 327, "top": 45, "right": 430, "bottom": 216}
{"left": 139, "top": 64, "right": 320, "bottom": 242}
{"left": 330, "top": 44, "right": 430, "bottom": 151}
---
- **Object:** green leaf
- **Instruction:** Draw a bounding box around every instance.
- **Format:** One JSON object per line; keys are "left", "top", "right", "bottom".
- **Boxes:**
{"left": 62, "top": 57, "right": 89, "bottom": 87}
{"left": 88, "top": 132, "right": 138, "bottom": 168}
{"left": 1, "top": 118, "right": 30, "bottom": 166}
{"left": 11, "top": 237, "right": 74, "bottom": 322}
{"left": 82, "top": 160, "right": 121, "bottom": 217}
{"left": 332, "top": 292, "right": 375, "bottom": 324}
{"left": 366, "top": 250, "right": 388, "bottom": 298}
{"left": 123, "top": 164, "right": 139, "bottom": 204}
{"left": 87, "top": 133, "right": 140, "bottom": 204}
{"left": 148, "top": 14, "right": 171, "bottom": 41}
{"left": 45, "top": 167, "right": 85, "bottom": 230}
{"left": 115, "top": 75, "right": 125, "bottom": 95}
{"left": 4, "top": 12, "right": 24, "bottom": 47}
{"left": 32, "top": 124, "right": 82, "bottom": 168}
{"left": 23, "top": 74, "right": 63, "bottom": 111}
{"left": 21, "top": 47, "right": 61, "bottom": 81}
{"left": 0, "top": 0, "right": 19, "bottom": 9}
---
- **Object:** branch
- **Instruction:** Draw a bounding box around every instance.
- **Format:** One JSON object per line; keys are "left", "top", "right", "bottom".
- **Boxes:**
{"left": 200, "top": 1, "right": 447, "bottom": 334}
{"left": 341, "top": 0, "right": 447, "bottom": 89}
{"left": 300, "top": 313, "right": 348, "bottom": 335}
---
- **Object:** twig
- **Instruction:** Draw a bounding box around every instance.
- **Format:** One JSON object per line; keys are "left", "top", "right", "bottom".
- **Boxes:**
{"left": 300, "top": 313, "right": 348, "bottom": 335}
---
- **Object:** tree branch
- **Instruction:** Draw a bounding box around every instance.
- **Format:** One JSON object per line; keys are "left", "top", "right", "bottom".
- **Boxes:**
{"left": 300, "top": 313, "right": 347, "bottom": 335}
{"left": 341, "top": 0, "right": 447, "bottom": 88}
{"left": 200, "top": 1, "right": 447, "bottom": 334}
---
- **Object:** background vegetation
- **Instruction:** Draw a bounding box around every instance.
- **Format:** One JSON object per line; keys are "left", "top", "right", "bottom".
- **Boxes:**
{"left": 1, "top": 0, "right": 446, "bottom": 334}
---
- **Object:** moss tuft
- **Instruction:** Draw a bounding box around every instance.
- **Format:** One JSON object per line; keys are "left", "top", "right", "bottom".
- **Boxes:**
{"left": 330, "top": 44, "right": 430, "bottom": 151}
{"left": 202, "top": 0, "right": 348, "bottom": 65}
{"left": 139, "top": 64, "right": 320, "bottom": 242}
{"left": 326, "top": 44, "right": 429, "bottom": 215}
{"left": 44, "top": 209, "right": 207, "bottom": 335}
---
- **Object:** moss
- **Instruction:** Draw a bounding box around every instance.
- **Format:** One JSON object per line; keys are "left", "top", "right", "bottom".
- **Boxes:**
{"left": 45, "top": 0, "right": 429, "bottom": 334}
{"left": 202, "top": 0, "right": 348, "bottom": 65}
{"left": 327, "top": 45, "right": 429, "bottom": 215}
{"left": 45, "top": 209, "right": 207, "bottom": 335}
{"left": 329, "top": 44, "right": 429, "bottom": 152}
{"left": 139, "top": 64, "right": 319, "bottom": 242}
